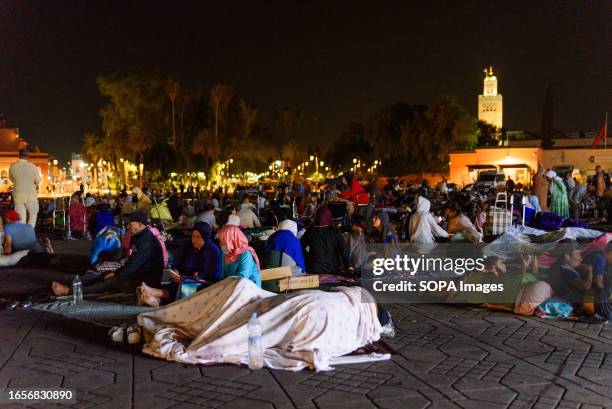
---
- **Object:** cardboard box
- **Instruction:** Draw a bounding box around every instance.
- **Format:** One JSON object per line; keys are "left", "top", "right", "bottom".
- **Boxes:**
{"left": 260, "top": 266, "right": 292, "bottom": 281}
{"left": 263, "top": 274, "right": 320, "bottom": 292}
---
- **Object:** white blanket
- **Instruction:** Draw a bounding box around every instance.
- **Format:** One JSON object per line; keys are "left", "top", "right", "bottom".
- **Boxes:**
{"left": 0, "top": 250, "right": 30, "bottom": 267}
{"left": 138, "top": 277, "right": 381, "bottom": 371}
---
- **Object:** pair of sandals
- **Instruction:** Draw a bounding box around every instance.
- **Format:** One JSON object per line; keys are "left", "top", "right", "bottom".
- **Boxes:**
{"left": 108, "top": 324, "right": 142, "bottom": 344}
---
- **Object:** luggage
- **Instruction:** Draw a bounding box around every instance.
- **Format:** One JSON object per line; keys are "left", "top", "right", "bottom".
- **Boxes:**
{"left": 483, "top": 206, "right": 512, "bottom": 236}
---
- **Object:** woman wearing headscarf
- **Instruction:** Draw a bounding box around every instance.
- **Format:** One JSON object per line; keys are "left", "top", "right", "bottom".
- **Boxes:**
{"left": 370, "top": 210, "right": 399, "bottom": 257}
{"left": 300, "top": 206, "right": 351, "bottom": 274}
{"left": 546, "top": 170, "right": 569, "bottom": 218}
{"left": 265, "top": 219, "right": 306, "bottom": 275}
{"left": 408, "top": 196, "right": 449, "bottom": 244}
{"left": 218, "top": 224, "right": 261, "bottom": 287}
{"left": 138, "top": 222, "right": 223, "bottom": 306}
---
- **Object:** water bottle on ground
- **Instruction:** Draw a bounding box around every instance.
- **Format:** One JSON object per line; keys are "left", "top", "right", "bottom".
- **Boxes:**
{"left": 247, "top": 312, "right": 264, "bottom": 369}
{"left": 72, "top": 274, "right": 83, "bottom": 304}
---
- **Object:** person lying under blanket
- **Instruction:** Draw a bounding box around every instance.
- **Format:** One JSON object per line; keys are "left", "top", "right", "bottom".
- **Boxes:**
{"left": 137, "top": 276, "right": 394, "bottom": 371}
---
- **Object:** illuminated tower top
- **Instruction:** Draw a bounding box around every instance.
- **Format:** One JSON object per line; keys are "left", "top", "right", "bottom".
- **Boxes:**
{"left": 483, "top": 66, "right": 498, "bottom": 96}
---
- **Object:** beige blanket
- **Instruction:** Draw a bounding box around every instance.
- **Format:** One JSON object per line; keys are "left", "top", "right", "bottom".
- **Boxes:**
{"left": 138, "top": 277, "right": 381, "bottom": 371}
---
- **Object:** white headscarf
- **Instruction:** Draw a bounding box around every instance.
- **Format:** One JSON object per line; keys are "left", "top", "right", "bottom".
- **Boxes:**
{"left": 278, "top": 219, "right": 298, "bottom": 237}
{"left": 545, "top": 170, "right": 557, "bottom": 179}
{"left": 84, "top": 197, "right": 96, "bottom": 207}
{"left": 226, "top": 214, "right": 241, "bottom": 226}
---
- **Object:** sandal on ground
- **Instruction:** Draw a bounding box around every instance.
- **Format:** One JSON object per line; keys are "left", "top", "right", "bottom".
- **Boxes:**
{"left": 126, "top": 324, "right": 142, "bottom": 344}
{"left": 108, "top": 325, "right": 126, "bottom": 343}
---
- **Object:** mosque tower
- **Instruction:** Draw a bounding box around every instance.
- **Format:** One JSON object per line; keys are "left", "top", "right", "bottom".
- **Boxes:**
{"left": 477, "top": 67, "right": 503, "bottom": 129}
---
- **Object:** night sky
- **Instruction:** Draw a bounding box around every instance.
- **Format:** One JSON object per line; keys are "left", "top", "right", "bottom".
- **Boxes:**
{"left": 1, "top": 1, "right": 610, "bottom": 159}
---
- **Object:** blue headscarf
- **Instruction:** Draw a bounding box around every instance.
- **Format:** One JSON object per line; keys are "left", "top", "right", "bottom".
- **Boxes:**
{"left": 265, "top": 222, "right": 306, "bottom": 271}
{"left": 175, "top": 222, "right": 223, "bottom": 282}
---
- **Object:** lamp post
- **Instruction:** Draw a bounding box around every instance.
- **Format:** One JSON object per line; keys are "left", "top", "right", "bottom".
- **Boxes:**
{"left": 310, "top": 154, "right": 322, "bottom": 180}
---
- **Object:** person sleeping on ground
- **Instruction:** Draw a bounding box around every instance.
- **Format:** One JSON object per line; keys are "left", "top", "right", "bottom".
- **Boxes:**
{"left": 138, "top": 222, "right": 223, "bottom": 307}
{"left": 51, "top": 212, "right": 164, "bottom": 297}
{"left": 218, "top": 224, "right": 261, "bottom": 286}
{"left": 301, "top": 206, "right": 351, "bottom": 274}
{"left": 264, "top": 219, "right": 305, "bottom": 275}
{"left": 137, "top": 276, "right": 394, "bottom": 371}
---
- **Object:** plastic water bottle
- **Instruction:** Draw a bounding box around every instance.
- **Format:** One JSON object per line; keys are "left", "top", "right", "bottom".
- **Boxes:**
{"left": 72, "top": 274, "right": 83, "bottom": 304}
{"left": 247, "top": 312, "right": 264, "bottom": 369}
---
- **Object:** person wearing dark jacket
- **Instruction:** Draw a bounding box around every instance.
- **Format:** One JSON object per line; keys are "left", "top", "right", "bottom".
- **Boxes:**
{"left": 300, "top": 206, "right": 350, "bottom": 274}
{"left": 51, "top": 212, "right": 164, "bottom": 296}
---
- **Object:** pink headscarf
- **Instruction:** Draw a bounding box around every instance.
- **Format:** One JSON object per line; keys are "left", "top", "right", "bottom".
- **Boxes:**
{"left": 217, "top": 225, "right": 260, "bottom": 267}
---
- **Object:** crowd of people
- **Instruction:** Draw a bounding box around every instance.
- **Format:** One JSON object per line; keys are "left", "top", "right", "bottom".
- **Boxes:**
{"left": 1, "top": 153, "right": 611, "bottom": 326}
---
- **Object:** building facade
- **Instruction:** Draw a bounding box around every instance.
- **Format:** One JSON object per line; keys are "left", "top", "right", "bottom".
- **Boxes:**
{"left": 449, "top": 145, "right": 612, "bottom": 186}
{"left": 0, "top": 127, "right": 50, "bottom": 194}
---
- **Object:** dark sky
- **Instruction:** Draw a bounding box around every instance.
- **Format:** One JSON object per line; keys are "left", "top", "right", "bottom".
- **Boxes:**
{"left": 1, "top": 1, "right": 610, "bottom": 159}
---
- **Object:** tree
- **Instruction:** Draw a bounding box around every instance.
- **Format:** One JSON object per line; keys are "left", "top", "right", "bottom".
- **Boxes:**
{"left": 274, "top": 107, "right": 303, "bottom": 143}
{"left": 474, "top": 120, "right": 501, "bottom": 147}
{"left": 97, "top": 70, "right": 169, "bottom": 187}
{"left": 210, "top": 84, "right": 234, "bottom": 142}
{"left": 192, "top": 129, "right": 221, "bottom": 178}
{"left": 281, "top": 140, "right": 307, "bottom": 166}
{"left": 327, "top": 122, "right": 373, "bottom": 170}
{"left": 239, "top": 98, "right": 258, "bottom": 141}
{"left": 364, "top": 97, "right": 475, "bottom": 174}
{"left": 82, "top": 133, "right": 101, "bottom": 188}
{"left": 167, "top": 79, "right": 180, "bottom": 149}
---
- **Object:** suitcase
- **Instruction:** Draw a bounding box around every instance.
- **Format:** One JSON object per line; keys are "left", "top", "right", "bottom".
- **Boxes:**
{"left": 483, "top": 206, "right": 512, "bottom": 236}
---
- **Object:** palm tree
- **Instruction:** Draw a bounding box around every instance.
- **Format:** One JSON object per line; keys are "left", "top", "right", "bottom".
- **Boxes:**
{"left": 193, "top": 129, "right": 221, "bottom": 178}
{"left": 167, "top": 79, "right": 180, "bottom": 149}
{"left": 128, "top": 127, "right": 154, "bottom": 188}
{"left": 239, "top": 98, "right": 257, "bottom": 141}
{"left": 82, "top": 133, "right": 101, "bottom": 189}
{"left": 210, "top": 84, "right": 233, "bottom": 142}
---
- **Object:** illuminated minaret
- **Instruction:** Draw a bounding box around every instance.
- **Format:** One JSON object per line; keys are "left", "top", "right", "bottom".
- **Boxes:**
{"left": 478, "top": 67, "right": 503, "bottom": 129}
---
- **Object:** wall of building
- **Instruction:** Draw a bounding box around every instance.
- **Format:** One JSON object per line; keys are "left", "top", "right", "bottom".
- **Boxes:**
{"left": 0, "top": 153, "right": 50, "bottom": 194}
{"left": 449, "top": 147, "right": 612, "bottom": 187}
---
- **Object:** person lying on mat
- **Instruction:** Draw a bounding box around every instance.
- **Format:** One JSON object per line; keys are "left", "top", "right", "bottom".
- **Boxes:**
{"left": 51, "top": 212, "right": 163, "bottom": 297}
{"left": 218, "top": 224, "right": 261, "bottom": 287}
{"left": 138, "top": 222, "right": 223, "bottom": 307}
{"left": 2, "top": 210, "right": 53, "bottom": 254}
{"left": 301, "top": 206, "right": 350, "bottom": 274}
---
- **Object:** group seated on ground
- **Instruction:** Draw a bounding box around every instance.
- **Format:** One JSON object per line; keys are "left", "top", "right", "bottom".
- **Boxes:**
{"left": 1, "top": 170, "right": 611, "bottom": 327}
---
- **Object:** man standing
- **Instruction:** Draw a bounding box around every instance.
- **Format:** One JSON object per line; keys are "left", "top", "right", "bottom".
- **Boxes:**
{"left": 595, "top": 165, "right": 607, "bottom": 221}
{"left": 9, "top": 149, "right": 41, "bottom": 227}
{"left": 532, "top": 164, "right": 549, "bottom": 212}
{"left": 569, "top": 178, "right": 587, "bottom": 219}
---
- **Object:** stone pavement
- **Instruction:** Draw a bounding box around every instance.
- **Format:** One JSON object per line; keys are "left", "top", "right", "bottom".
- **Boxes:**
{"left": 2, "top": 242, "right": 612, "bottom": 408}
